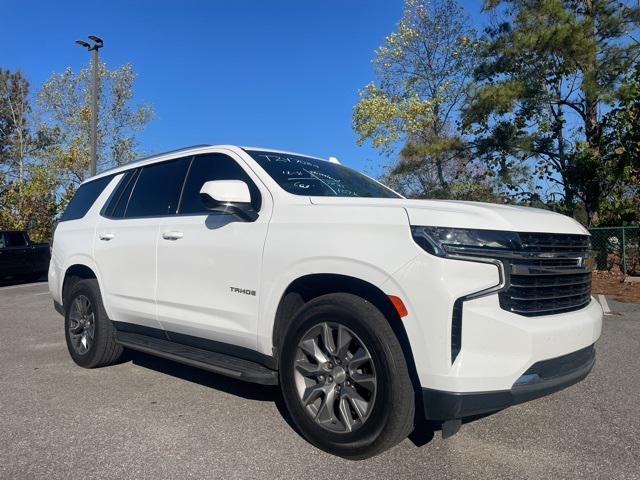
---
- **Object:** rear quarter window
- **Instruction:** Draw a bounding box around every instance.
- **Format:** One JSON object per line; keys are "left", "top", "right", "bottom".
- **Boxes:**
{"left": 60, "top": 175, "right": 113, "bottom": 222}
{"left": 102, "top": 169, "right": 138, "bottom": 218}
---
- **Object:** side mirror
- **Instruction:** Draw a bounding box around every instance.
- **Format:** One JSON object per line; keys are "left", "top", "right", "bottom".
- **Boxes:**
{"left": 199, "top": 180, "right": 258, "bottom": 221}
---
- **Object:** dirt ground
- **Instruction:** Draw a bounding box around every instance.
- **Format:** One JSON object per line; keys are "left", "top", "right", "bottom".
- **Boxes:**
{"left": 592, "top": 270, "right": 640, "bottom": 303}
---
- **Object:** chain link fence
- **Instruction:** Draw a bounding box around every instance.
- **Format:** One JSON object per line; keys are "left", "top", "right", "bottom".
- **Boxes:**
{"left": 589, "top": 226, "right": 640, "bottom": 276}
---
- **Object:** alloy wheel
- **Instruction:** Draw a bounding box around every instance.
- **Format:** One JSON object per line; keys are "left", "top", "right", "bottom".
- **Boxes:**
{"left": 293, "top": 322, "right": 377, "bottom": 433}
{"left": 68, "top": 295, "right": 95, "bottom": 355}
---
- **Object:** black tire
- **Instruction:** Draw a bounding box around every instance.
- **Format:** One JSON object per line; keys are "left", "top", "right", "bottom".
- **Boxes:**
{"left": 64, "top": 278, "right": 123, "bottom": 368}
{"left": 279, "top": 293, "right": 415, "bottom": 459}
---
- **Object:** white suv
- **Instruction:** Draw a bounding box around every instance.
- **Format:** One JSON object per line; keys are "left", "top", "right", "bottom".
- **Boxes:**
{"left": 49, "top": 145, "right": 602, "bottom": 458}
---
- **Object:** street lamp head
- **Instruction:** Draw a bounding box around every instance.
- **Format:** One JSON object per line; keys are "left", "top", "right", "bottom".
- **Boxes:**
{"left": 75, "top": 40, "right": 91, "bottom": 49}
{"left": 88, "top": 35, "right": 103, "bottom": 47}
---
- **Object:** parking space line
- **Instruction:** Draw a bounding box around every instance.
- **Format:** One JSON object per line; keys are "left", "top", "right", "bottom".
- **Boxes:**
{"left": 0, "top": 282, "right": 48, "bottom": 291}
{"left": 598, "top": 294, "right": 611, "bottom": 315}
{"left": 34, "top": 292, "right": 50, "bottom": 296}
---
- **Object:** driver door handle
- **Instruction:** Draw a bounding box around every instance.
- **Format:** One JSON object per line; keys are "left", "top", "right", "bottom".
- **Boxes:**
{"left": 162, "top": 231, "right": 184, "bottom": 241}
{"left": 99, "top": 232, "right": 115, "bottom": 241}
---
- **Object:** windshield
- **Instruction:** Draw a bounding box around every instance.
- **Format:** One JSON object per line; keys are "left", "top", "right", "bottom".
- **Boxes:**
{"left": 245, "top": 150, "right": 401, "bottom": 198}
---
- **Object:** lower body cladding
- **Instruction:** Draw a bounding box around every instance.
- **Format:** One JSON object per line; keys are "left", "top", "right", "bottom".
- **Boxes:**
{"left": 382, "top": 253, "right": 603, "bottom": 425}
{"left": 423, "top": 343, "right": 596, "bottom": 421}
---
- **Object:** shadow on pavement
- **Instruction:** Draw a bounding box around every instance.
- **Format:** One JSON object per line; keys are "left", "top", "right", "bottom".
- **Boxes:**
{"left": 128, "top": 350, "right": 302, "bottom": 435}
{"left": 127, "top": 350, "right": 444, "bottom": 448}
{"left": 0, "top": 274, "right": 47, "bottom": 288}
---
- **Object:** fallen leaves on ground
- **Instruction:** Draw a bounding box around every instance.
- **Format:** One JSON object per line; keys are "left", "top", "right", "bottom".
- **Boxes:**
{"left": 592, "top": 270, "right": 640, "bottom": 304}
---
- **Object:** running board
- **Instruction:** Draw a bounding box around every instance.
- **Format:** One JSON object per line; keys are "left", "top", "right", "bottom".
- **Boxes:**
{"left": 115, "top": 331, "right": 279, "bottom": 385}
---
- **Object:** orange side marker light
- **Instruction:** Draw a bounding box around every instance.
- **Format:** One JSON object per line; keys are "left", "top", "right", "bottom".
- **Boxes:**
{"left": 388, "top": 295, "right": 408, "bottom": 318}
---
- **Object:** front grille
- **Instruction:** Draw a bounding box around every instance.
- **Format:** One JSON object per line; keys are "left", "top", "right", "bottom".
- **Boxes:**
{"left": 444, "top": 231, "right": 592, "bottom": 364}
{"left": 497, "top": 233, "right": 592, "bottom": 317}
{"left": 517, "top": 232, "right": 591, "bottom": 252}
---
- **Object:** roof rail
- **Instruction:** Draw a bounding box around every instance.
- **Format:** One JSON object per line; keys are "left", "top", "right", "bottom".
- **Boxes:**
{"left": 100, "top": 144, "right": 212, "bottom": 174}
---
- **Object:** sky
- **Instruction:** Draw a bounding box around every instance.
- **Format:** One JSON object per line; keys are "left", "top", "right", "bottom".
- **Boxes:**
{"left": 1, "top": 0, "right": 485, "bottom": 175}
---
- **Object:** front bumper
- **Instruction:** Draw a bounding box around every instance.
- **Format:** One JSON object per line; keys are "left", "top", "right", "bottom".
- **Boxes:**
{"left": 422, "top": 344, "right": 596, "bottom": 420}
{"left": 382, "top": 253, "right": 603, "bottom": 392}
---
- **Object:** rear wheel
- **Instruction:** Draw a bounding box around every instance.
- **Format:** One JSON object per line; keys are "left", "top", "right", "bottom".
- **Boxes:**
{"left": 279, "top": 293, "right": 415, "bottom": 459}
{"left": 64, "top": 278, "right": 123, "bottom": 368}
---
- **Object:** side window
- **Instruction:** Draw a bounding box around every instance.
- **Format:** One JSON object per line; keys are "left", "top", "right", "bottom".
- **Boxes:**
{"left": 179, "top": 153, "right": 262, "bottom": 214}
{"left": 103, "top": 169, "right": 138, "bottom": 218}
{"left": 124, "top": 157, "right": 191, "bottom": 218}
{"left": 60, "top": 175, "right": 113, "bottom": 222}
{"left": 4, "top": 232, "right": 27, "bottom": 247}
{"left": 0, "top": 233, "right": 5, "bottom": 249}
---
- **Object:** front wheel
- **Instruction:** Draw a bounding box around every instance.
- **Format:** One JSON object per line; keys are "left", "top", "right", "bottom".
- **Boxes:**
{"left": 279, "top": 293, "right": 415, "bottom": 459}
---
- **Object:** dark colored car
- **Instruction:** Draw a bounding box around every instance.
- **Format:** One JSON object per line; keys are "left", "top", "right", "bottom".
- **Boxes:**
{"left": 0, "top": 230, "right": 50, "bottom": 282}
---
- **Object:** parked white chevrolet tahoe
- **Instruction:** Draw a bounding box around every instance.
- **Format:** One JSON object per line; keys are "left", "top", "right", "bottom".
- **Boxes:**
{"left": 49, "top": 145, "right": 603, "bottom": 458}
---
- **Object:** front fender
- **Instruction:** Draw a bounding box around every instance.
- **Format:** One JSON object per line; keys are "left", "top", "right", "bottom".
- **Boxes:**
{"left": 256, "top": 255, "right": 417, "bottom": 356}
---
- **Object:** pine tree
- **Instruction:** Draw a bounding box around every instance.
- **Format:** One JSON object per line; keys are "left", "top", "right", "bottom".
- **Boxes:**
{"left": 464, "top": 0, "right": 640, "bottom": 224}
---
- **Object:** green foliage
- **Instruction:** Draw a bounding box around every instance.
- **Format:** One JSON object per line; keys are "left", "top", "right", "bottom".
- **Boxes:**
{"left": 353, "top": 0, "right": 496, "bottom": 200}
{"left": 0, "top": 69, "right": 60, "bottom": 241}
{"left": 37, "top": 62, "right": 153, "bottom": 183}
{"left": 0, "top": 62, "right": 152, "bottom": 241}
{"left": 594, "top": 64, "right": 640, "bottom": 224}
{"left": 0, "top": 165, "right": 59, "bottom": 242}
{"left": 0, "top": 69, "right": 30, "bottom": 181}
{"left": 465, "top": 0, "right": 640, "bottom": 224}
{"left": 353, "top": 83, "right": 434, "bottom": 151}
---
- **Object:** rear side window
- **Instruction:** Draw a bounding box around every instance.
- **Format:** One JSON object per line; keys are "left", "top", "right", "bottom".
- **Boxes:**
{"left": 60, "top": 175, "right": 113, "bottom": 221}
{"left": 179, "top": 153, "right": 262, "bottom": 214}
{"left": 103, "top": 169, "right": 138, "bottom": 218}
{"left": 124, "top": 157, "right": 191, "bottom": 217}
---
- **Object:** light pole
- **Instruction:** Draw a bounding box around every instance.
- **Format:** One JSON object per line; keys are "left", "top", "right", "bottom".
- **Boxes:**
{"left": 75, "top": 35, "right": 103, "bottom": 177}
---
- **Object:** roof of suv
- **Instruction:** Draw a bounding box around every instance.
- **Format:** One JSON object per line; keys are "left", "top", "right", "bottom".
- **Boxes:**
{"left": 88, "top": 144, "right": 327, "bottom": 184}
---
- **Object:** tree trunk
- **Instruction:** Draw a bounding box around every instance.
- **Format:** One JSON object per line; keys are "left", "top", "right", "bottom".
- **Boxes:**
{"left": 435, "top": 157, "right": 448, "bottom": 190}
{"left": 553, "top": 101, "right": 574, "bottom": 214}
{"left": 582, "top": 0, "right": 601, "bottom": 226}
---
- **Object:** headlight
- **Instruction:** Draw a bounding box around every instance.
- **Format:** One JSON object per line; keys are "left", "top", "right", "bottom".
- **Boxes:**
{"left": 411, "top": 226, "right": 519, "bottom": 257}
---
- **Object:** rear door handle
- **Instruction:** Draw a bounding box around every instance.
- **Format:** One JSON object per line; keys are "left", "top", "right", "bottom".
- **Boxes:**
{"left": 162, "top": 231, "right": 184, "bottom": 241}
{"left": 99, "top": 233, "right": 115, "bottom": 241}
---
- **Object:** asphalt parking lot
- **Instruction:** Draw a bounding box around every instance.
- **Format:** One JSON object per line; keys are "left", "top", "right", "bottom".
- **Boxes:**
{"left": 1, "top": 281, "right": 639, "bottom": 480}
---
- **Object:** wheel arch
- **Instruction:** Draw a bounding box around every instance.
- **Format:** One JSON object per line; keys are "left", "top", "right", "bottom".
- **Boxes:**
{"left": 270, "top": 273, "right": 420, "bottom": 395}
{"left": 61, "top": 261, "right": 100, "bottom": 306}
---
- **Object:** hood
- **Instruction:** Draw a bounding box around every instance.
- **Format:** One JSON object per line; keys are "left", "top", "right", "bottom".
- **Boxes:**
{"left": 308, "top": 197, "right": 589, "bottom": 235}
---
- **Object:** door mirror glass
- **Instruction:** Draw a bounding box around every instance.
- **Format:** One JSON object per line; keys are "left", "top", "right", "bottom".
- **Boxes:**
{"left": 199, "top": 180, "right": 257, "bottom": 221}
